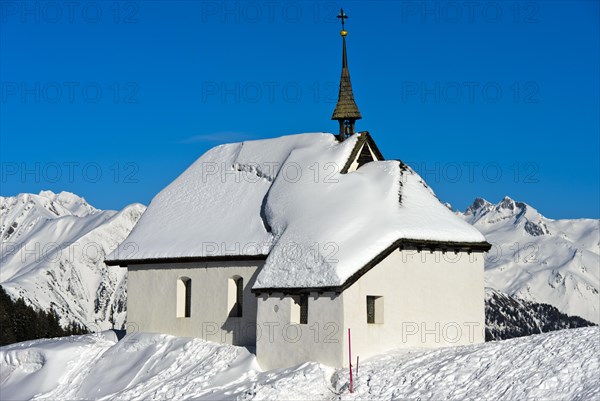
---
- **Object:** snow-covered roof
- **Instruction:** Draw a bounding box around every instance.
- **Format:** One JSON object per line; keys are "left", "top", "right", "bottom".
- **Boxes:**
{"left": 106, "top": 132, "right": 489, "bottom": 289}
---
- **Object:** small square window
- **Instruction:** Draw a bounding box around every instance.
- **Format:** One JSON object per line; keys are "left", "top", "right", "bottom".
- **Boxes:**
{"left": 367, "top": 296, "right": 383, "bottom": 324}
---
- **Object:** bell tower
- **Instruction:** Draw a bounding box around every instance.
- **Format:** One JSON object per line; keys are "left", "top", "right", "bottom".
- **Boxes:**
{"left": 331, "top": 8, "right": 362, "bottom": 142}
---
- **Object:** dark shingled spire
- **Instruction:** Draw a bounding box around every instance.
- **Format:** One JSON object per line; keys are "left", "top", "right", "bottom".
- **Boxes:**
{"left": 331, "top": 8, "right": 362, "bottom": 142}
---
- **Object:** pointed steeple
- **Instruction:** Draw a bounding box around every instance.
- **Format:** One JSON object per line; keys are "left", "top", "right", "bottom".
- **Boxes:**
{"left": 331, "top": 8, "right": 362, "bottom": 142}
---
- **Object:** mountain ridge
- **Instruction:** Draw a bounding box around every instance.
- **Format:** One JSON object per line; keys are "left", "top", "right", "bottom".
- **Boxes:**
{"left": 0, "top": 191, "right": 145, "bottom": 330}
{"left": 457, "top": 195, "right": 599, "bottom": 323}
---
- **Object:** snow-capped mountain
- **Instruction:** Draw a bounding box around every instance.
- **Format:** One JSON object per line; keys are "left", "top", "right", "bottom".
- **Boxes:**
{"left": 1, "top": 191, "right": 597, "bottom": 334}
{"left": 0, "top": 191, "right": 145, "bottom": 330}
{"left": 459, "top": 196, "right": 600, "bottom": 323}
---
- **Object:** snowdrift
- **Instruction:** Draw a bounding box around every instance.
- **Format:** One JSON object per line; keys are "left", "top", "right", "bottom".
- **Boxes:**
{"left": 1, "top": 327, "right": 598, "bottom": 400}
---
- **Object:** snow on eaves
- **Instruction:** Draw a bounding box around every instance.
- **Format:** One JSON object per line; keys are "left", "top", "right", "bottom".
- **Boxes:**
{"left": 107, "top": 132, "right": 486, "bottom": 289}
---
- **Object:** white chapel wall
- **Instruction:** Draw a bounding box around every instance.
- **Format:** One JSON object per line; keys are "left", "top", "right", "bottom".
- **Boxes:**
{"left": 127, "top": 260, "right": 262, "bottom": 346}
{"left": 342, "top": 248, "right": 486, "bottom": 365}
{"left": 255, "top": 292, "right": 345, "bottom": 370}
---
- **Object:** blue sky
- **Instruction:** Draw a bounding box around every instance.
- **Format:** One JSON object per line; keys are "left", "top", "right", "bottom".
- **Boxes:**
{"left": 1, "top": 1, "right": 598, "bottom": 218}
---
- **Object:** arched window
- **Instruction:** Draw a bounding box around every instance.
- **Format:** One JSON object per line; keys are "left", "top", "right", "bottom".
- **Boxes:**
{"left": 228, "top": 276, "right": 243, "bottom": 317}
{"left": 177, "top": 277, "right": 191, "bottom": 318}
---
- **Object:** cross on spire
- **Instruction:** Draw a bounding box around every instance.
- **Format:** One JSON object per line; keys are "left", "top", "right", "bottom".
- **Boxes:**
{"left": 337, "top": 8, "right": 348, "bottom": 30}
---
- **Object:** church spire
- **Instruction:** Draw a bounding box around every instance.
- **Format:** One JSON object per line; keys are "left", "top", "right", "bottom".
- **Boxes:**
{"left": 331, "top": 8, "right": 362, "bottom": 142}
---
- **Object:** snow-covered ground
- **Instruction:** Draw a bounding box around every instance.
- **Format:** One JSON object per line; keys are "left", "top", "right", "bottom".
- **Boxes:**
{"left": 1, "top": 327, "right": 598, "bottom": 400}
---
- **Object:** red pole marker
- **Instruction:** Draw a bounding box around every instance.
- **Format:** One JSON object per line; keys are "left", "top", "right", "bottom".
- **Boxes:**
{"left": 348, "top": 328, "right": 353, "bottom": 393}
